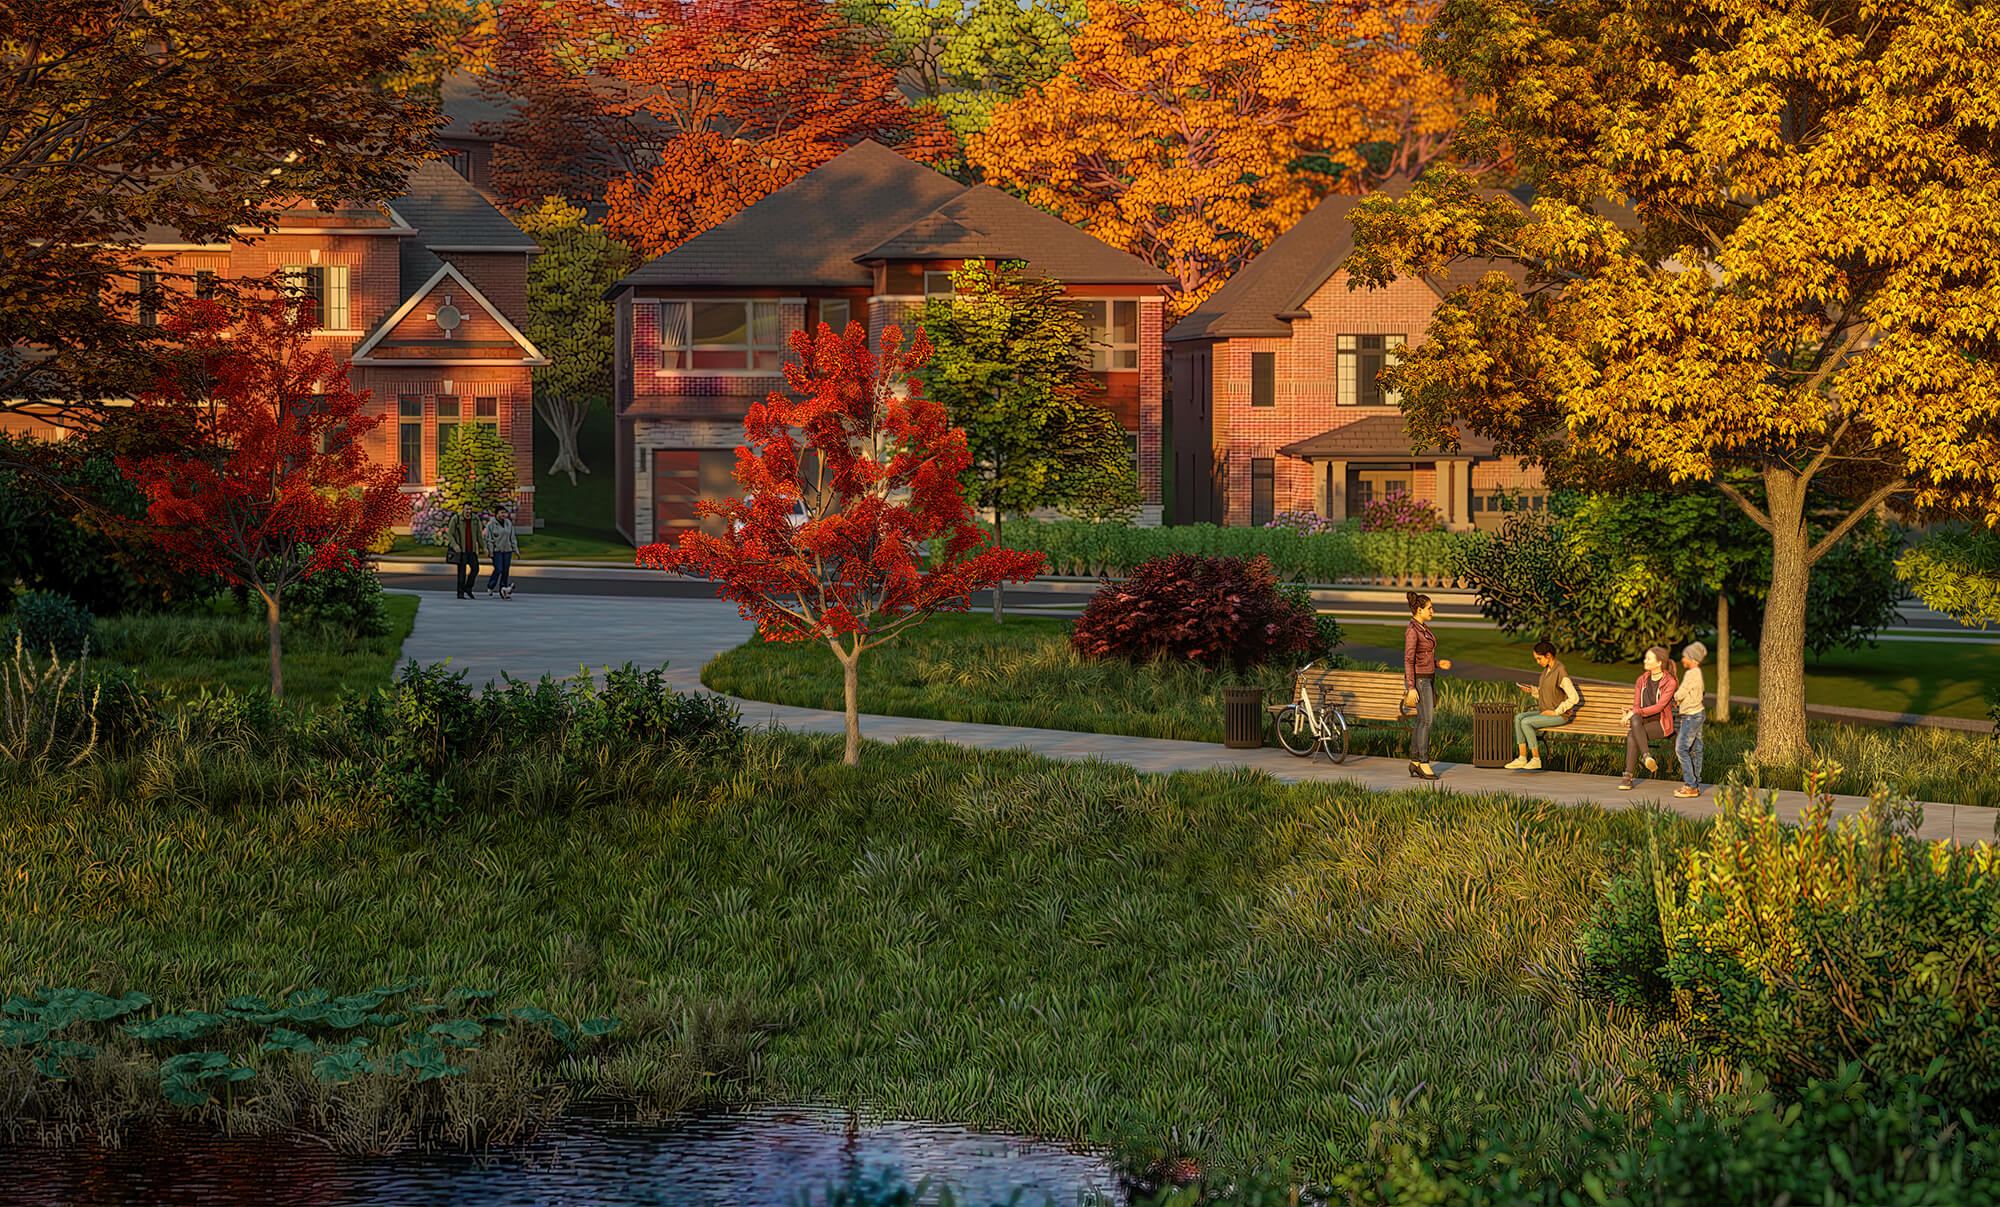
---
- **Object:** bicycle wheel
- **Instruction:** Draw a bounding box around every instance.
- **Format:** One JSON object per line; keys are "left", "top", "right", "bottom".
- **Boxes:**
{"left": 1272, "top": 705, "right": 1319, "bottom": 757}
{"left": 1321, "top": 710, "right": 1351, "bottom": 764}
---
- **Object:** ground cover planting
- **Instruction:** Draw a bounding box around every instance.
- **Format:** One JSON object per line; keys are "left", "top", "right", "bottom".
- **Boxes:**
{"left": 706, "top": 616, "right": 2000, "bottom": 808}
{"left": 88, "top": 594, "right": 420, "bottom": 704}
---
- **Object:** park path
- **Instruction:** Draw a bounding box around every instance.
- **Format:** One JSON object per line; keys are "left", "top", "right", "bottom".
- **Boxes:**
{"left": 393, "top": 590, "right": 1999, "bottom": 846}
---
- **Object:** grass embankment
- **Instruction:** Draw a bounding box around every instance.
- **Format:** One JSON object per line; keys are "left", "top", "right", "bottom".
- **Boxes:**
{"left": 1340, "top": 622, "right": 2000, "bottom": 722}
{"left": 92, "top": 594, "right": 418, "bottom": 703}
{"left": 0, "top": 726, "right": 1700, "bottom": 1175}
{"left": 705, "top": 615, "right": 2000, "bottom": 807}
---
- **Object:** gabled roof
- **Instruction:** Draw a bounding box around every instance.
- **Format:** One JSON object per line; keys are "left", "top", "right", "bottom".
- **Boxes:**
{"left": 439, "top": 70, "right": 515, "bottom": 141}
{"left": 607, "top": 141, "right": 1170, "bottom": 295}
{"left": 858, "top": 186, "right": 1172, "bottom": 284}
{"left": 1276, "top": 414, "right": 1496, "bottom": 460}
{"left": 350, "top": 261, "right": 547, "bottom": 366}
{"left": 390, "top": 160, "right": 537, "bottom": 305}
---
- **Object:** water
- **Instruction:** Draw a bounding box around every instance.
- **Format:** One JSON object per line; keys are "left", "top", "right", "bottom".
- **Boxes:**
{"left": 0, "top": 1105, "right": 1125, "bottom": 1206}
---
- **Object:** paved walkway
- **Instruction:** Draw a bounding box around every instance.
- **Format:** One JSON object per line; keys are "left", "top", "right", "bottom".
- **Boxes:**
{"left": 392, "top": 591, "right": 2000, "bottom": 846}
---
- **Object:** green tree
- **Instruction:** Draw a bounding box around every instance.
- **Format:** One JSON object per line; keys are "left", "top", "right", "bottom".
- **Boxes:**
{"left": 434, "top": 422, "right": 518, "bottom": 517}
{"left": 1345, "top": 0, "right": 2000, "bottom": 762}
{"left": 841, "top": 0, "right": 1081, "bottom": 176}
{"left": 516, "top": 197, "right": 632, "bottom": 484}
{"left": 1897, "top": 528, "right": 2000, "bottom": 630}
{"left": 917, "top": 260, "right": 1136, "bottom": 622}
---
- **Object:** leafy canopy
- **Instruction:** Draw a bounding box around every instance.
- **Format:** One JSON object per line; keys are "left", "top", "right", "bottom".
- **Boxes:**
{"left": 433, "top": 421, "right": 519, "bottom": 517}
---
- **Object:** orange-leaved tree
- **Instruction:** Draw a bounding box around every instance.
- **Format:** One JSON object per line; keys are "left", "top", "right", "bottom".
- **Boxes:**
{"left": 484, "top": 0, "right": 949, "bottom": 256}
{"left": 970, "top": 0, "right": 1480, "bottom": 310}
{"left": 636, "top": 321, "right": 1044, "bottom": 766}
{"left": 118, "top": 298, "right": 410, "bottom": 698}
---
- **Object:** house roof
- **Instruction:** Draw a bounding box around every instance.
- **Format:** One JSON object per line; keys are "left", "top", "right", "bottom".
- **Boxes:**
{"left": 439, "top": 70, "right": 516, "bottom": 141}
{"left": 1276, "top": 414, "right": 1497, "bottom": 460}
{"left": 858, "top": 185, "right": 1172, "bottom": 284}
{"left": 607, "top": 141, "right": 1170, "bottom": 295}
{"left": 1165, "top": 193, "right": 1374, "bottom": 342}
{"left": 389, "top": 159, "right": 535, "bottom": 304}
{"left": 350, "top": 261, "right": 548, "bottom": 367}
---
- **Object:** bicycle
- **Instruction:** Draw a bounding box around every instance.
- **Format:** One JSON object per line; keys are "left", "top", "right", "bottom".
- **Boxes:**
{"left": 1271, "top": 660, "right": 1351, "bottom": 762}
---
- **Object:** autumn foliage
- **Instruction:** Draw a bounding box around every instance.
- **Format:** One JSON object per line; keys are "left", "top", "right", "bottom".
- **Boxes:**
{"left": 970, "top": 0, "right": 1477, "bottom": 310}
{"left": 636, "top": 321, "right": 1043, "bottom": 765}
{"left": 484, "top": 0, "right": 949, "bottom": 256}
{"left": 118, "top": 298, "right": 410, "bottom": 697}
{"left": 1070, "top": 554, "right": 1316, "bottom": 670}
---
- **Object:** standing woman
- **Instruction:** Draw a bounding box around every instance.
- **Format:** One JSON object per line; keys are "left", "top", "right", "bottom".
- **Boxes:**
{"left": 1403, "top": 591, "right": 1453, "bottom": 780}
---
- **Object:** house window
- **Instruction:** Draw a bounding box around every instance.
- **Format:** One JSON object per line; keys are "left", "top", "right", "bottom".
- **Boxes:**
{"left": 137, "top": 271, "right": 162, "bottom": 327}
{"left": 436, "top": 396, "right": 460, "bottom": 457}
{"left": 281, "top": 265, "right": 350, "bottom": 330}
{"left": 1250, "top": 352, "right": 1274, "bottom": 407}
{"left": 1348, "top": 462, "right": 1413, "bottom": 518}
{"left": 1336, "top": 334, "right": 1405, "bottom": 406}
{"left": 398, "top": 397, "right": 423, "bottom": 485}
{"left": 1075, "top": 300, "right": 1140, "bottom": 370}
{"left": 194, "top": 270, "right": 217, "bottom": 300}
{"left": 820, "top": 299, "right": 850, "bottom": 335}
{"left": 661, "top": 300, "right": 786, "bottom": 370}
{"left": 445, "top": 148, "right": 473, "bottom": 179}
{"left": 1251, "top": 458, "right": 1275, "bottom": 527}
{"left": 474, "top": 397, "right": 498, "bottom": 422}
{"left": 923, "top": 271, "right": 956, "bottom": 296}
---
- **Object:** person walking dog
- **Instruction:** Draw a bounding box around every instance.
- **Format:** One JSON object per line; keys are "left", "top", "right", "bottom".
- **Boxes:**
{"left": 1402, "top": 591, "right": 1452, "bottom": 781}
{"left": 1672, "top": 642, "right": 1708, "bottom": 797}
{"left": 1506, "top": 640, "right": 1579, "bottom": 770}
{"left": 484, "top": 509, "right": 519, "bottom": 599}
{"left": 1618, "top": 646, "right": 1679, "bottom": 790}
{"left": 446, "top": 508, "right": 484, "bottom": 600}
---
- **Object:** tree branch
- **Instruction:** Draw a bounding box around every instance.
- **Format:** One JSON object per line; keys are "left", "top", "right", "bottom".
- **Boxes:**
{"left": 1715, "top": 476, "right": 1775, "bottom": 533}
{"left": 1808, "top": 477, "right": 1907, "bottom": 565}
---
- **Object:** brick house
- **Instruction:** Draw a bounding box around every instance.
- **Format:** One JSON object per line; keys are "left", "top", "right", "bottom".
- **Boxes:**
{"left": 14, "top": 160, "right": 547, "bottom": 525}
{"left": 603, "top": 140, "right": 1174, "bottom": 545}
{"left": 1164, "top": 190, "right": 1544, "bottom": 530}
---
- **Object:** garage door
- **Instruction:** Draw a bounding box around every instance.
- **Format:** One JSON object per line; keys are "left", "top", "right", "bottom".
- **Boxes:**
{"left": 652, "top": 449, "right": 736, "bottom": 538}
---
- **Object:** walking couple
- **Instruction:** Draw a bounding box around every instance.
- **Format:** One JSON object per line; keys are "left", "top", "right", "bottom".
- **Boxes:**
{"left": 1505, "top": 640, "right": 1711, "bottom": 797}
{"left": 444, "top": 508, "right": 520, "bottom": 601}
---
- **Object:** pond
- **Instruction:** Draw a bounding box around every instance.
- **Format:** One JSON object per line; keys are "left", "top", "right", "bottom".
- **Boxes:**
{"left": 0, "top": 1104, "right": 1125, "bottom": 1206}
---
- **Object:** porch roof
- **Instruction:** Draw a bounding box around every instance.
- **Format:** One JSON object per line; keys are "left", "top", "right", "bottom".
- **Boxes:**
{"left": 1276, "top": 414, "right": 1496, "bottom": 460}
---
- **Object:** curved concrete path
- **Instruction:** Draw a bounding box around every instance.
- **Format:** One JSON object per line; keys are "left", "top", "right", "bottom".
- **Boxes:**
{"left": 394, "top": 591, "right": 2000, "bottom": 846}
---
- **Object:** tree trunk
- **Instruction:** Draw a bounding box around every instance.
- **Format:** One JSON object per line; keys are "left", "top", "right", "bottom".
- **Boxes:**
{"left": 990, "top": 510, "right": 1005, "bottom": 625}
{"left": 834, "top": 642, "right": 861, "bottom": 767}
{"left": 1755, "top": 471, "right": 1813, "bottom": 763}
{"left": 537, "top": 396, "right": 593, "bottom": 485}
{"left": 1714, "top": 592, "right": 1730, "bottom": 722}
{"left": 261, "top": 586, "right": 284, "bottom": 699}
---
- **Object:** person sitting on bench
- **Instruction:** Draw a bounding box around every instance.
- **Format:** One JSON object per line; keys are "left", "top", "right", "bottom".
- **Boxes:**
{"left": 1619, "top": 645, "right": 1679, "bottom": 790}
{"left": 1506, "top": 640, "right": 1580, "bottom": 770}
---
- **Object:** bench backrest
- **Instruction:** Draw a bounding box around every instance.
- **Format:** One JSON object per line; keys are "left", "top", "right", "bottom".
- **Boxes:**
{"left": 1296, "top": 666, "right": 1412, "bottom": 722}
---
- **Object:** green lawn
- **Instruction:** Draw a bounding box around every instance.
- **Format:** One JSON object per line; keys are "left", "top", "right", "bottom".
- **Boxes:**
{"left": 0, "top": 725, "right": 1695, "bottom": 1178}
{"left": 92, "top": 593, "right": 418, "bottom": 703}
{"left": 1337, "top": 622, "right": 2000, "bottom": 721}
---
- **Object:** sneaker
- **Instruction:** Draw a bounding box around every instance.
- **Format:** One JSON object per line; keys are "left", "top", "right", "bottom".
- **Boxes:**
{"left": 1643, "top": 754, "right": 1658, "bottom": 774}
{"left": 1618, "top": 777, "right": 1636, "bottom": 790}
{"left": 1504, "top": 756, "right": 1529, "bottom": 770}
{"left": 1525, "top": 757, "right": 1542, "bottom": 770}
{"left": 486, "top": 588, "right": 495, "bottom": 597}
{"left": 1674, "top": 786, "right": 1701, "bottom": 798}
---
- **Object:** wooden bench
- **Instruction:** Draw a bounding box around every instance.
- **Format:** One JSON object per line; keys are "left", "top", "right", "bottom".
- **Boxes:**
{"left": 1266, "top": 667, "right": 1418, "bottom": 757}
{"left": 1532, "top": 687, "right": 1677, "bottom": 769}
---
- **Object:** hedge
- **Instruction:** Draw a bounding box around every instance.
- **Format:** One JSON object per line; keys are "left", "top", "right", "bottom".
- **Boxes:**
{"left": 996, "top": 519, "right": 1475, "bottom": 587}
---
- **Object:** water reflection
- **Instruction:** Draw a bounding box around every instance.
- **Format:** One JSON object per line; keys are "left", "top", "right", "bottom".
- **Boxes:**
{"left": 0, "top": 1104, "right": 1124, "bottom": 1206}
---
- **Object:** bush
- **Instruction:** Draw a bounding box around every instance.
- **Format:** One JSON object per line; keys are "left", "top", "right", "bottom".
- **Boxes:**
{"left": 284, "top": 552, "right": 389, "bottom": 638}
{"left": 1263, "top": 508, "right": 1340, "bottom": 537}
{"left": 433, "top": 423, "right": 519, "bottom": 516}
{"left": 1360, "top": 490, "right": 1441, "bottom": 534}
{"left": 1070, "top": 554, "right": 1317, "bottom": 669}
{"left": 6, "top": 591, "right": 96, "bottom": 659}
{"left": 1277, "top": 583, "right": 1345, "bottom": 662}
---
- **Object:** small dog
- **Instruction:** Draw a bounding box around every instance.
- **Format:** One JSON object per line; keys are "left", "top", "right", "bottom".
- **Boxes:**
{"left": 500, "top": 585, "right": 514, "bottom": 600}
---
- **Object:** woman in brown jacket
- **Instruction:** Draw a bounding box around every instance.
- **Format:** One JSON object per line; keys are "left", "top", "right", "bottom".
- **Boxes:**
{"left": 1403, "top": 591, "right": 1452, "bottom": 780}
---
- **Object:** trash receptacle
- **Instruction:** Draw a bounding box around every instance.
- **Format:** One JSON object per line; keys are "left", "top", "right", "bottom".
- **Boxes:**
{"left": 1472, "top": 701, "right": 1515, "bottom": 768}
{"left": 1222, "top": 685, "right": 1267, "bottom": 749}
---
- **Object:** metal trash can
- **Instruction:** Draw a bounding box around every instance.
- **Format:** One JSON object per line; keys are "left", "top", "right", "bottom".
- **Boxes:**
{"left": 1472, "top": 701, "right": 1515, "bottom": 768}
{"left": 1222, "top": 685, "right": 1268, "bottom": 749}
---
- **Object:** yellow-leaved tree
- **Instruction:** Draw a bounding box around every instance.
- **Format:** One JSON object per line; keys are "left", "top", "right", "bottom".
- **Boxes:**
{"left": 969, "top": 0, "right": 1478, "bottom": 312}
{"left": 1345, "top": 0, "right": 2000, "bottom": 763}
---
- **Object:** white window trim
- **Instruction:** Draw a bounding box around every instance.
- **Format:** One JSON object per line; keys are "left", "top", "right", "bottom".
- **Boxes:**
{"left": 1070, "top": 296, "right": 1142, "bottom": 371}
{"left": 279, "top": 263, "right": 351, "bottom": 332}
{"left": 658, "top": 299, "right": 790, "bottom": 371}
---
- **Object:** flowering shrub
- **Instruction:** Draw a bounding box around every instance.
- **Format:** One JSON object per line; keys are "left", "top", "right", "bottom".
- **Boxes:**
{"left": 1070, "top": 554, "right": 1317, "bottom": 668}
{"left": 1360, "top": 490, "right": 1441, "bottom": 533}
{"left": 407, "top": 491, "right": 452, "bottom": 544}
{"left": 1263, "top": 508, "right": 1339, "bottom": 536}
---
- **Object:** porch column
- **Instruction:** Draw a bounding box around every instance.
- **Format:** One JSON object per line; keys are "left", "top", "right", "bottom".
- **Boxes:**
{"left": 1323, "top": 460, "right": 1348, "bottom": 520}
{"left": 1455, "top": 459, "right": 1474, "bottom": 531}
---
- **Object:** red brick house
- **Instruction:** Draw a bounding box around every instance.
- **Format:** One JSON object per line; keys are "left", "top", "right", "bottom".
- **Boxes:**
{"left": 14, "top": 160, "right": 547, "bottom": 525}
{"left": 603, "top": 140, "right": 1174, "bottom": 544}
{"left": 1165, "top": 190, "right": 1544, "bottom": 529}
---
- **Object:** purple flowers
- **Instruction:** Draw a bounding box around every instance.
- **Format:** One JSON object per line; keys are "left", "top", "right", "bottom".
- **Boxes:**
{"left": 1361, "top": 490, "right": 1442, "bottom": 534}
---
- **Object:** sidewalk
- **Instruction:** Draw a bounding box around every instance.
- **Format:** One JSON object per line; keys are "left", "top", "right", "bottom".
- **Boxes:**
{"left": 392, "top": 593, "right": 2000, "bottom": 847}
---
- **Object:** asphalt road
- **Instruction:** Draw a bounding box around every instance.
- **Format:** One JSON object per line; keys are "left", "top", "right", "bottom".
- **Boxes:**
{"left": 379, "top": 572, "right": 1123, "bottom": 611}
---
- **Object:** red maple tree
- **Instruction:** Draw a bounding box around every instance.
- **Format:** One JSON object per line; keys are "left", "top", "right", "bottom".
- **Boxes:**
{"left": 483, "top": 0, "right": 949, "bottom": 256}
{"left": 118, "top": 298, "right": 410, "bottom": 697}
{"left": 637, "top": 321, "right": 1044, "bottom": 766}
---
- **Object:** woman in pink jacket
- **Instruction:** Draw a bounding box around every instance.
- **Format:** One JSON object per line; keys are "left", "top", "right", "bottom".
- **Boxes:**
{"left": 1618, "top": 645, "right": 1678, "bottom": 790}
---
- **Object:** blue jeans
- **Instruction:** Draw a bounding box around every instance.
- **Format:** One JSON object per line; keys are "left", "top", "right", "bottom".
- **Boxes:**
{"left": 1675, "top": 713, "right": 1705, "bottom": 788}
{"left": 486, "top": 551, "right": 513, "bottom": 591}
{"left": 1513, "top": 711, "right": 1569, "bottom": 755}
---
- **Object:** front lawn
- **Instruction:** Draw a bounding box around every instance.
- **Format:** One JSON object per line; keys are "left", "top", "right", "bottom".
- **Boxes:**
{"left": 92, "top": 593, "right": 419, "bottom": 703}
{"left": 706, "top": 614, "right": 2000, "bottom": 807}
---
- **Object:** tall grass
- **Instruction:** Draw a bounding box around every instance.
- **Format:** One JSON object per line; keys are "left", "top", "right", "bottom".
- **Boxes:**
{"left": 706, "top": 616, "right": 2000, "bottom": 807}
{"left": 0, "top": 716, "right": 1686, "bottom": 1175}
{"left": 88, "top": 594, "right": 419, "bottom": 702}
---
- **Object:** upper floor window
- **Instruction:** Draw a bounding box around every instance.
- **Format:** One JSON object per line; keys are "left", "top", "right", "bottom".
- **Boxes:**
{"left": 819, "top": 298, "right": 851, "bottom": 336}
{"left": 661, "top": 300, "right": 786, "bottom": 371}
{"left": 194, "top": 270, "right": 218, "bottom": 301}
{"left": 137, "top": 271, "right": 163, "bottom": 327}
{"left": 445, "top": 148, "right": 473, "bottom": 179}
{"left": 1075, "top": 299, "right": 1139, "bottom": 370}
{"left": 1250, "top": 352, "right": 1275, "bottom": 407}
{"left": 923, "top": 271, "right": 956, "bottom": 297}
{"left": 280, "top": 264, "right": 350, "bottom": 330}
{"left": 1336, "top": 334, "right": 1405, "bottom": 406}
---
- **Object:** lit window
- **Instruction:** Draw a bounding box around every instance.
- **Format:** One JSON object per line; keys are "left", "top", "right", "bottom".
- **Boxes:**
{"left": 1074, "top": 300, "right": 1140, "bottom": 370}
{"left": 660, "top": 300, "right": 787, "bottom": 371}
{"left": 280, "top": 265, "right": 350, "bottom": 329}
{"left": 1336, "top": 334, "right": 1405, "bottom": 406}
